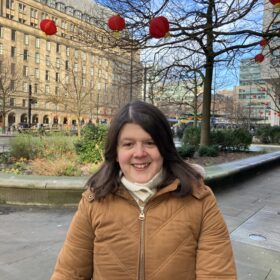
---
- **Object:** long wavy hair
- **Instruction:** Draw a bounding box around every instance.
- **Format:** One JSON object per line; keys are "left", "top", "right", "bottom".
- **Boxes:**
{"left": 86, "top": 100, "right": 202, "bottom": 199}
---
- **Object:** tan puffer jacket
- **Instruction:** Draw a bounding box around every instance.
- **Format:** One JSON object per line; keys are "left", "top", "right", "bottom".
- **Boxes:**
{"left": 51, "top": 180, "right": 236, "bottom": 280}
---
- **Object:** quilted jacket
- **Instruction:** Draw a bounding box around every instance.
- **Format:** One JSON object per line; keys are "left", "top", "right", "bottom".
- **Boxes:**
{"left": 51, "top": 179, "right": 236, "bottom": 280}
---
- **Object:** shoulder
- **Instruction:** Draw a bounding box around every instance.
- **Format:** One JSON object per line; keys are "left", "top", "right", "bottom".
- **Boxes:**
{"left": 189, "top": 163, "right": 206, "bottom": 177}
{"left": 82, "top": 188, "right": 96, "bottom": 202}
{"left": 191, "top": 180, "right": 215, "bottom": 201}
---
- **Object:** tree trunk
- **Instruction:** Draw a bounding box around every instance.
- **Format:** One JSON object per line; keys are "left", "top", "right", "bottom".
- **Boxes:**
{"left": 200, "top": 64, "right": 213, "bottom": 146}
{"left": 200, "top": 0, "right": 214, "bottom": 146}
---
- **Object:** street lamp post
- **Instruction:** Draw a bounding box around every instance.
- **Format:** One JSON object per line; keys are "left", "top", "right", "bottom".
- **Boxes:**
{"left": 28, "top": 84, "right": 37, "bottom": 128}
{"left": 28, "top": 84, "right": 32, "bottom": 128}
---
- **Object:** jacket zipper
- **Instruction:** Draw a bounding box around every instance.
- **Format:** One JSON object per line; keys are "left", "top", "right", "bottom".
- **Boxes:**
{"left": 138, "top": 205, "right": 145, "bottom": 280}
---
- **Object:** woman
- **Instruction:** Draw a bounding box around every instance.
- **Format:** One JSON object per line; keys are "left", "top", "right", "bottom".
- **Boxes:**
{"left": 51, "top": 100, "right": 236, "bottom": 280}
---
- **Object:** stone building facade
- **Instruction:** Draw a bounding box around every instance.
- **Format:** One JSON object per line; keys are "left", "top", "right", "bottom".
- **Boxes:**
{"left": 0, "top": 0, "right": 142, "bottom": 130}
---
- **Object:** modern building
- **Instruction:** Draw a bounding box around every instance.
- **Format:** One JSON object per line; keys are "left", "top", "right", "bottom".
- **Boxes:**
{"left": 260, "top": 0, "right": 280, "bottom": 126}
{"left": 0, "top": 0, "right": 142, "bottom": 130}
{"left": 237, "top": 58, "right": 273, "bottom": 126}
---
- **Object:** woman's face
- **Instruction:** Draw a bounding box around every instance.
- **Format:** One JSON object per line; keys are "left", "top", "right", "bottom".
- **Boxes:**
{"left": 117, "top": 123, "right": 163, "bottom": 183}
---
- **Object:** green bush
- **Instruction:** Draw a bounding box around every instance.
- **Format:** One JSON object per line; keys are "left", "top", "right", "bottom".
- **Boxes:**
{"left": 10, "top": 134, "right": 76, "bottom": 160}
{"left": 210, "top": 128, "right": 252, "bottom": 151}
{"left": 255, "top": 125, "right": 280, "bottom": 144}
{"left": 10, "top": 135, "right": 43, "bottom": 160}
{"left": 182, "top": 126, "right": 200, "bottom": 147}
{"left": 176, "top": 145, "right": 196, "bottom": 158}
{"left": 198, "top": 145, "right": 219, "bottom": 157}
{"left": 75, "top": 124, "right": 108, "bottom": 163}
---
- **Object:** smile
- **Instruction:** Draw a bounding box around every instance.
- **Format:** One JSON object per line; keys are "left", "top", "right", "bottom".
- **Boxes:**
{"left": 132, "top": 163, "right": 150, "bottom": 169}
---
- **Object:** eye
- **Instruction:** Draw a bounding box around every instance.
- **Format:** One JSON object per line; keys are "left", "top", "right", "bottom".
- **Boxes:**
{"left": 122, "top": 142, "right": 133, "bottom": 147}
{"left": 145, "top": 140, "right": 155, "bottom": 146}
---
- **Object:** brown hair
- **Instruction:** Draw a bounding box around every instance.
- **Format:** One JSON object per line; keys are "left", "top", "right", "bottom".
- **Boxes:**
{"left": 86, "top": 100, "right": 202, "bottom": 199}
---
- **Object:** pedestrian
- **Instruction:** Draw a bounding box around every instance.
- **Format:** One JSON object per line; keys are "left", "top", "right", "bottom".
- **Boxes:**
{"left": 50, "top": 100, "right": 236, "bottom": 280}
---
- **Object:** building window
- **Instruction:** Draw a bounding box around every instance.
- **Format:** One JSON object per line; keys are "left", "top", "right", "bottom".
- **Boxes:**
{"left": 45, "top": 85, "right": 50, "bottom": 95}
{"left": 23, "top": 82, "right": 28, "bottom": 92}
{"left": 46, "top": 55, "right": 50, "bottom": 66}
{"left": 56, "top": 57, "right": 60, "bottom": 68}
{"left": 10, "top": 97, "right": 15, "bottom": 106}
{"left": 23, "top": 65, "right": 28, "bottom": 77}
{"left": 35, "top": 68, "right": 39, "bottom": 79}
{"left": 11, "top": 29, "right": 16, "bottom": 41}
{"left": 56, "top": 43, "right": 60, "bottom": 53}
{"left": 11, "top": 46, "right": 16, "bottom": 58}
{"left": 82, "top": 78, "right": 86, "bottom": 87}
{"left": 74, "top": 49, "right": 79, "bottom": 59}
{"left": 0, "top": 26, "right": 4, "bottom": 38}
{"left": 22, "top": 99, "right": 26, "bottom": 107}
{"left": 24, "top": 34, "right": 29, "bottom": 45}
{"left": 65, "top": 60, "right": 69, "bottom": 70}
{"left": 55, "top": 72, "right": 60, "bottom": 82}
{"left": 23, "top": 49, "right": 28, "bottom": 60}
{"left": 19, "top": 3, "right": 25, "bottom": 12}
{"left": 11, "top": 63, "right": 16, "bottom": 74}
{"left": 82, "top": 52, "right": 86, "bottom": 61}
{"left": 0, "top": 44, "right": 3, "bottom": 55}
{"left": 90, "top": 68, "right": 94, "bottom": 76}
{"left": 6, "top": 0, "right": 14, "bottom": 9}
{"left": 35, "top": 53, "right": 40, "bottom": 64}
{"left": 66, "top": 46, "right": 70, "bottom": 57}
{"left": 30, "top": 8, "right": 38, "bottom": 18}
{"left": 35, "top": 38, "right": 40, "bottom": 48}
{"left": 10, "top": 80, "right": 15, "bottom": 91}
{"left": 45, "top": 70, "right": 49, "bottom": 81}
{"left": 46, "top": 41, "right": 51, "bottom": 51}
{"left": 74, "top": 63, "right": 78, "bottom": 72}
{"left": 34, "top": 83, "right": 38, "bottom": 94}
{"left": 55, "top": 86, "right": 59, "bottom": 95}
{"left": 82, "top": 66, "right": 86, "bottom": 75}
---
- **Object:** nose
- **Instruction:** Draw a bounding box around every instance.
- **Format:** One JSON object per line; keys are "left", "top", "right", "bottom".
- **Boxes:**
{"left": 134, "top": 143, "right": 147, "bottom": 157}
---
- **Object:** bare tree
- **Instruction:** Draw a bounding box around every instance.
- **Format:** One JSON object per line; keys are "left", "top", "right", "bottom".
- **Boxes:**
{"left": 46, "top": 55, "right": 94, "bottom": 137}
{"left": 0, "top": 58, "right": 23, "bottom": 132}
{"left": 91, "top": 0, "right": 279, "bottom": 145}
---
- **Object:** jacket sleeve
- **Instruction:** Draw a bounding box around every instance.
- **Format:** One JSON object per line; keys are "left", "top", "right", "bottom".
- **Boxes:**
{"left": 196, "top": 188, "right": 237, "bottom": 279}
{"left": 50, "top": 196, "right": 94, "bottom": 280}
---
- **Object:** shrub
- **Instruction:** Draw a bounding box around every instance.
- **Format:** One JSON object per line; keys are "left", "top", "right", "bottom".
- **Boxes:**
{"left": 9, "top": 135, "right": 43, "bottom": 160}
{"left": 255, "top": 125, "right": 280, "bottom": 144}
{"left": 182, "top": 126, "right": 200, "bottom": 147}
{"left": 176, "top": 145, "right": 196, "bottom": 158}
{"left": 75, "top": 124, "right": 108, "bottom": 163}
{"left": 9, "top": 134, "right": 76, "bottom": 160}
{"left": 210, "top": 128, "right": 252, "bottom": 151}
{"left": 31, "top": 158, "right": 82, "bottom": 176}
{"left": 198, "top": 145, "right": 219, "bottom": 157}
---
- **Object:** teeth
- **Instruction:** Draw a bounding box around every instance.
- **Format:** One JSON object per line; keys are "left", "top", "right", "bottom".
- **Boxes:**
{"left": 133, "top": 163, "right": 149, "bottom": 169}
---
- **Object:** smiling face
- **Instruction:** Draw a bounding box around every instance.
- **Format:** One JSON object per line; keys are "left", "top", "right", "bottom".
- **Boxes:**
{"left": 117, "top": 123, "right": 164, "bottom": 184}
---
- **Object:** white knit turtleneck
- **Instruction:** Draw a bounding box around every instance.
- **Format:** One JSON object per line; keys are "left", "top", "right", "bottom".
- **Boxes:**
{"left": 121, "top": 169, "right": 163, "bottom": 204}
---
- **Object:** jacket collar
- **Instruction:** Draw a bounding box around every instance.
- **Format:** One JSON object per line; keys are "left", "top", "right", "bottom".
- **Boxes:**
{"left": 83, "top": 178, "right": 209, "bottom": 203}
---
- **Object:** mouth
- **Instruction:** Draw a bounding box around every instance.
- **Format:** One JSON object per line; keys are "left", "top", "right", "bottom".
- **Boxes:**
{"left": 131, "top": 163, "right": 151, "bottom": 169}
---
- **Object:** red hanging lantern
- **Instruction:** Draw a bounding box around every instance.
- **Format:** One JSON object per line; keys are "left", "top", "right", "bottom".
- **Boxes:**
{"left": 40, "top": 19, "right": 57, "bottom": 35}
{"left": 149, "top": 16, "right": 170, "bottom": 39}
{"left": 269, "top": 0, "right": 280, "bottom": 5}
{"left": 107, "top": 15, "right": 126, "bottom": 31}
{"left": 255, "top": 53, "right": 265, "bottom": 63}
{"left": 259, "top": 39, "right": 267, "bottom": 47}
